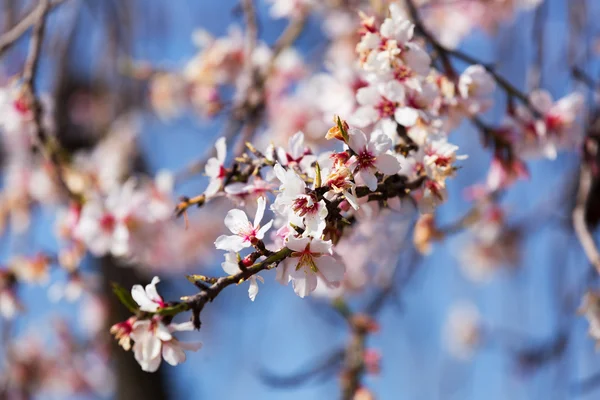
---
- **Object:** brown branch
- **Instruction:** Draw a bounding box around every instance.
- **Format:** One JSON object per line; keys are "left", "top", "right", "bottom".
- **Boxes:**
{"left": 573, "top": 164, "right": 600, "bottom": 273}
{"left": 241, "top": 0, "right": 258, "bottom": 57}
{"left": 175, "top": 8, "right": 305, "bottom": 184}
{"left": 340, "top": 318, "right": 368, "bottom": 400}
{"left": 406, "top": 0, "right": 537, "bottom": 113}
{"left": 179, "top": 247, "right": 293, "bottom": 327}
{"left": 21, "top": 0, "right": 78, "bottom": 202}
{"left": 0, "top": 0, "right": 65, "bottom": 56}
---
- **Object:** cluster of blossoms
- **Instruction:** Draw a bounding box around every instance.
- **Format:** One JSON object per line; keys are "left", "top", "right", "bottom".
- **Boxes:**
{"left": 1, "top": 319, "right": 113, "bottom": 398}
{"left": 1, "top": 0, "right": 596, "bottom": 393}
{"left": 417, "top": 0, "right": 544, "bottom": 49}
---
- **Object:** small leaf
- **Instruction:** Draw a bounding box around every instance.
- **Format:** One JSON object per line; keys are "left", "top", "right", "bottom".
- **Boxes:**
{"left": 336, "top": 116, "right": 349, "bottom": 143}
{"left": 315, "top": 162, "right": 322, "bottom": 188}
{"left": 156, "top": 303, "right": 190, "bottom": 316}
{"left": 111, "top": 282, "right": 139, "bottom": 314}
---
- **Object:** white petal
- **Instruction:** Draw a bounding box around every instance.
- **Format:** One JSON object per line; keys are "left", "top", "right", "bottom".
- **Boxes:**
{"left": 375, "top": 153, "right": 401, "bottom": 175}
{"left": 223, "top": 209, "right": 250, "bottom": 234}
{"left": 204, "top": 178, "right": 222, "bottom": 197}
{"left": 169, "top": 321, "right": 195, "bottom": 332}
{"left": 348, "top": 128, "right": 368, "bottom": 152}
{"left": 253, "top": 197, "right": 266, "bottom": 228}
{"left": 355, "top": 169, "right": 378, "bottom": 191}
{"left": 286, "top": 235, "right": 311, "bottom": 252}
{"left": 215, "top": 137, "right": 227, "bottom": 163}
{"left": 142, "top": 335, "right": 162, "bottom": 361}
{"left": 145, "top": 277, "right": 162, "bottom": 303}
{"left": 289, "top": 131, "right": 305, "bottom": 159}
{"left": 256, "top": 219, "right": 273, "bottom": 240}
{"left": 395, "top": 107, "right": 419, "bottom": 127}
{"left": 248, "top": 277, "right": 259, "bottom": 301}
{"left": 155, "top": 322, "right": 173, "bottom": 341}
{"left": 204, "top": 158, "right": 221, "bottom": 179}
{"left": 291, "top": 272, "right": 318, "bottom": 298}
{"left": 530, "top": 90, "right": 553, "bottom": 113}
{"left": 137, "top": 352, "right": 162, "bottom": 373}
{"left": 356, "top": 86, "right": 380, "bottom": 106}
{"left": 316, "top": 255, "right": 345, "bottom": 286}
{"left": 308, "top": 238, "right": 332, "bottom": 254}
{"left": 222, "top": 252, "right": 240, "bottom": 275}
{"left": 162, "top": 342, "right": 186, "bottom": 366}
{"left": 131, "top": 285, "right": 158, "bottom": 312}
{"left": 343, "top": 190, "right": 360, "bottom": 210}
{"left": 214, "top": 234, "right": 247, "bottom": 252}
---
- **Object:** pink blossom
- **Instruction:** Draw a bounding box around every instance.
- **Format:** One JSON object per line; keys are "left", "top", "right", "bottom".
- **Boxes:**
{"left": 131, "top": 276, "right": 166, "bottom": 312}
{"left": 204, "top": 137, "right": 227, "bottom": 197}
{"left": 347, "top": 128, "right": 400, "bottom": 191}
{"left": 277, "top": 236, "right": 345, "bottom": 298}
{"left": 215, "top": 197, "right": 273, "bottom": 252}
{"left": 130, "top": 318, "right": 202, "bottom": 372}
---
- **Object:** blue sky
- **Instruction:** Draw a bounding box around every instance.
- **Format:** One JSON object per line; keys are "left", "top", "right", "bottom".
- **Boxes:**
{"left": 6, "top": 0, "right": 600, "bottom": 399}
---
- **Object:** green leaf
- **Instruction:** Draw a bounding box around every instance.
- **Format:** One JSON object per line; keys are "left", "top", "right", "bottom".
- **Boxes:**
{"left": 315, "top": 162, "right": 322, "bottom": 188}
{"left": 336, "top": 116, "right": 349, "bottom": 143}
{"left": 156, "top": 303, "right": 190, "bottom": 316}
{"left": 111, "top": 282, "right": 139, "bottom": 314}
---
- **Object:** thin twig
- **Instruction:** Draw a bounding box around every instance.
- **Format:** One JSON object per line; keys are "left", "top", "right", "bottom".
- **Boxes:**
{"left": 0, "top": 0, "right": 65, "bottom": 56}
{"left": 406, "top": 0, "right": 536, "bottom": 113}
{"left": 573, "top": 164, "right": 600, "bottom": 273}
{"left": 22, "top": 0, "right": 78, "bottom": 202}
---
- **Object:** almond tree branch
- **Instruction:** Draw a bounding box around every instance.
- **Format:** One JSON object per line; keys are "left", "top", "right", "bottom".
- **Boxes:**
{"left": 22, "top": 0, "right": 79, "bottom": 202}
{"left": 175, "top": 12, "right": 307, "bottom": 184}
{"left": 179, "top": 247, "right": 293, "bottom": 327}
{"left": 573, "top": 164, "right": 600, "bottom": 273}
{"left": 0, "top": 0, "right": 65, "bottom": 56}
{"left": 406, "top": 0, "right": 536, "bottom": 113}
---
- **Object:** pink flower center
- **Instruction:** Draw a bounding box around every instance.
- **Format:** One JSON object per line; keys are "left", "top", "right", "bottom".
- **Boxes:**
{"left": 356, "top": 149, "right": 376, "bottom": 170}
{"left": 241, "top": 227, "right": 258, "bottom": 243}
{"left": 545, "top": 113, "right": 563, "bottom": 132}
{"left": 218, "top": 166, "right": 227, "bottom": 179}
{"left": 406, "top": 95, "right": 422, "bottom": 110}
{"left": 351, "top": 78, "right": 368, "bottom": 93}
{"left": 394, "top": 65, "right": 412, "bottom": 82}
{"left": 375, "top": 97, "right": 397, "bottom": 118}
{"left": 292, "top": 244, "right": 319, "bottom": 272}
{"left": 100, "top": 213, "right": 116, "bottom": 232}
{"left": 425, "top": 180, "right": 444, "bottom": 200}
{"left": 292, "top": 195, "right": 319, "bottom": 217}
{"left": 13, "top": 97, "right": 29, "bottom": 115}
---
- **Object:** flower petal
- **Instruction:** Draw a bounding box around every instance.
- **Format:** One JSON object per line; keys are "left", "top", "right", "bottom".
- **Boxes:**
{"left": 224, "top": 209, "right": 250, "bottom": 234}
{"left": 214, "top": 234, "right": 247, "bottom": 252}
{"left": 131, "top": 285, "right": 158, "bottom": 312}
{"left": 291, "top": 271, "right": 318, "bottom": 298}
{"left": 395, "top": 107, "right": 419, "bottom": 127}
{"left": 316, "top": 255, "right": 345, "bottom": 286}
{"left": 162, "top": 342, "right": 187, "bottom": 366}
{"left": 215, "top": 137, "right": 227, "bottom": 163}
{"left": 286, "top": 235, "right": 311, "bottom": 252}
{"left": 248, "top": 276, "right": 259, "bottom": 301}
{"left": 355, "top": 169, "right": 378, "bottom": 191}
{"left": 256, "top": 219, "right": 273, "bottom": 240}
{"left": 145, "top": 277, "right": 162, "bottom": 303}
{"left": 253, "top": 197, "right": 266, "bottom": 228}
{"left": 375, "top": 153, "right": 401, "bottom": 175}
